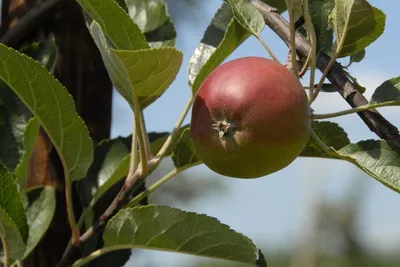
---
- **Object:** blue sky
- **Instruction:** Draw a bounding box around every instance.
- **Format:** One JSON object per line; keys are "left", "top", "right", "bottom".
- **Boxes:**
{"left": 110, "top": 1, "right": 400, "bottom": 266}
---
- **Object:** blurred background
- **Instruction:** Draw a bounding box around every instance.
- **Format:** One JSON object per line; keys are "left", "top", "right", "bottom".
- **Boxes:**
{"left": 112, "top": 1, "right": 400, "bottom": 266}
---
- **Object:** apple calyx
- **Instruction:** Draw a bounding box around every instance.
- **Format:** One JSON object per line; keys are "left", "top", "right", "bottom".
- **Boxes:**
{"left": 212, "top": 118, "right": 238, "bottom": 152}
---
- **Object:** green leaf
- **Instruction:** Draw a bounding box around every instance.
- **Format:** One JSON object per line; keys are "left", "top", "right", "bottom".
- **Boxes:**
{"left": 96, "top": 141, "right": 130, "bottom": 191}
{"left": 301, "top": 121, "right": 350, "bottom": 158}
{"left": 91, "top": 154, "right": 130, "bottom": 206}
{"left": 347, "top": 48, "right": 366, "bottom": 67}
{"left": 75, "top": 0, "right": 149, "bottom": 50}
{"left": 115, "top": 0, "right": 128, "bottom": 12}
{"left": 125, "top": 0, "right": 177, "bottom": 48}
{"left": 14, "top": 118, "right": 40, "bottom": 189}
{"left": 0, "top": 94, "right": 29, "bottom": 171}
{"left": 0, "top": 206, "right": 26, "bottom": 261}
{"left": 97, "top": 133, "right": 172, "bottom": 193}
{"left": 227, "top": 0, "right": 265, "bottom": 35}
{"left": 125, "top": 0, "right": 167, "bottom": 32}
{"left": 144, "top": 20, "right": 176, "bottom": 48}
{"left": 172, "top": 128, "right": 201, "bottom": 168}
{"left": 104, "top": 205, "right": 267, "bottom": 267}
{"left": 319, "top": 83, "right": 337, "bottom": 92}
{"left": 0, "top": 45, "right": 94, "bottom": 182}
{"left": 77, "top": 138, "right": 130, "bottom": 207}
{"left": 78, "top": 132, "right": 169, "bottom": 211}
{"left": 89, "top": 21, "right": 183, "bottom": 110}
{"left": 0, "top": 36, "right": 56, "bottom": 172}
{"left": 110, "top": 48, "right": 183, "bottom": 109}
{"left": 285, "top": 0, "right": 303, "bottom": 23}
{"left": 87, "top": 249, "right": 131, "bottom": 267}
{"left": 189, "top": 2, "right": 251, "bottom": 93}
{"left": 321, "top": 28, "right": 334, "bottom": 56}
{"left": 338, "top": 140, "right": 400, "bottom": 193}
{"left": 0, "top": 162, "right": 28, "bottom": 242}
{"left": 305, "top": 83, "right": 338, "bottom": 93}
{"left": 370, "top": 77, "right": 400, "bottom": 104}
{"left": 23, "top": 186, "right": 56, "bottom": 259}
{"left": 330, "top": 0, "right": 386, "bottom": 57}
{"left": 309, "top": 0, "right": 334, "bottom": 53}
{"left": 20, "top": 34, "right": 58, "bottom": 73}
{"left": 144, "top": 128, "right": 188, "bottom": 159}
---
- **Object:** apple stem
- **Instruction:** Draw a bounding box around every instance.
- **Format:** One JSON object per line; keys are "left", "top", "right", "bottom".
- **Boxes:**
{"left": 312, "top": 101, "right": 400, "bottom": 120}
{"left": 298, "top": 51, "right": 311, "bottom": 78}
{"left": 312, "top": 3, "right": 353, "bottom": 102}
{"left": 256, "top": 34, "right": 279, "bottom": 62}
{"left": 302, "top": 0, "right": 318, "bottom": 104}
{"left": 286, "top": 7, "right": 299, "bottom": 78}
{"left": 156, "top": 96, "right": 195, "bottom": 159}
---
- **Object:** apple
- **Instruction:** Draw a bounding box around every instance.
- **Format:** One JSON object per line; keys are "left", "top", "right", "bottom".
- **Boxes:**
{"left": 190, "top": 57, "right": 311, "bottom": 178}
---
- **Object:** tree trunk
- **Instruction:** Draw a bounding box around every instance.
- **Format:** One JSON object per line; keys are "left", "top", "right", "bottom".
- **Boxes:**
{"left": 1, "top": 0, "right": 113, "bottom": 266}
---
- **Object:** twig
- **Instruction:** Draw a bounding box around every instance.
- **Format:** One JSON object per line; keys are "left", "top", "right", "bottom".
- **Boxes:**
{"left": 128, "top": 162, "right": 201, "bottom": 207}
{"left": 79, "top": 166, "right": 143, "bottom": 244}
{"left": 74, "top": 163, "right": 200, "bottom": 266}
{"left": 78, "top": 154, "right": 157, "bottom": 246}
{"left": 64, "top": 165, "right": 80, "bottom": 246}
{"left": 251, "top": 0, "right": 400, "bottom": 147}
{"left": 156, "top": 96, "right": 194, "bottom": 158}
{"left": 301, "top": 0, "right": 317, "bottom": 102}
{"left": 0, "top": 0, "right": 66, "bottom": 46}
{"left": 286, "top": 7, "right": 299, "bottom": 77}
{"left": 312, "top": 101, "right": 400, "bottom": 120}
{"left": 298, "top": 51, "right": 310, "bottom": 78}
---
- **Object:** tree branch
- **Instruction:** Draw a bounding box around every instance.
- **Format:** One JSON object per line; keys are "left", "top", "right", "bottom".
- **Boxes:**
{"left": 0, "top": 0, "right": 66, "bottom": 46}
{"left": 251, "top": 0, "right": 400, "bottom": 147}
{"left": 57, "top": 158, "right": 159, "bottom": 267}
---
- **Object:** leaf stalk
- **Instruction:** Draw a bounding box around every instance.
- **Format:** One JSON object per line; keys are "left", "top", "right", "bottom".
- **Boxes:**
{"left": 312, "top": 101, "right": 400, "bottom": 120}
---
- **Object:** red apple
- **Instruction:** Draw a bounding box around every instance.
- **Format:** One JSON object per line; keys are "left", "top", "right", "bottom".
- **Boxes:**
{"left": 190, "top": 57, "right": 311, "bottom": 178}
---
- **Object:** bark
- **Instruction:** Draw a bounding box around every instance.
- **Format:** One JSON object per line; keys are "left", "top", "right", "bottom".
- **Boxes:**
{"left": 1, "top": 0, "right": 113, "bottom": 266}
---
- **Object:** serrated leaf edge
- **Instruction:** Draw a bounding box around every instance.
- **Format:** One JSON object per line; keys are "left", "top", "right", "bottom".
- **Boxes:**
{"left": 105, "top": 204, "right": 262, "bottom": 262}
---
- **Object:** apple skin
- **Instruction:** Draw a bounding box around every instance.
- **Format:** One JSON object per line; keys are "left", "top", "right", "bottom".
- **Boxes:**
{"left": 190, "top": 57, "right": 311, "bottom": 178}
